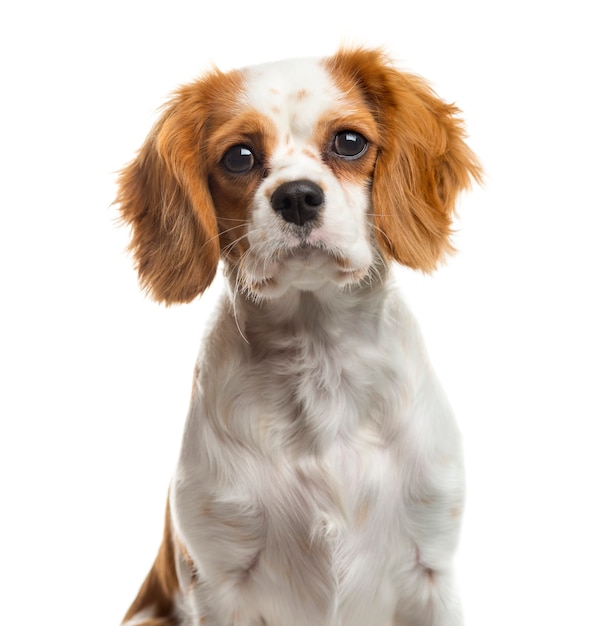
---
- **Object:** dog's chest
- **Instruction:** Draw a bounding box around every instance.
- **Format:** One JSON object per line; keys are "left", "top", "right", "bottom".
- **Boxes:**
{"left": 181, "top": 420, "right": 402, "bottom": 624}
{"left": 261, "top": 435, "right": 400, "bottom": 612}
{"left": 176, "top": 304, "right": 409, "bottom": 622}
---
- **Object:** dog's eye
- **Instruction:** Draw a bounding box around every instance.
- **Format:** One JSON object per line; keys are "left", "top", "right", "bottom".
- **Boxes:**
{"left": 332, "top": 131, "right": 368, "bottom": 159}
{"left": 222, "top": 145, "right": 255, "bottom": 173}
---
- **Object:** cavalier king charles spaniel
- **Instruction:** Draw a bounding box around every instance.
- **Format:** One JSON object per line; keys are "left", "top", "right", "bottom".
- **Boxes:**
{"left": 117, "top": 47, "right": 481, "bottom": 626}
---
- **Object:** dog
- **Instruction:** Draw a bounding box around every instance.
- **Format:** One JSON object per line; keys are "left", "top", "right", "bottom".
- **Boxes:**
{"left": 117, "top": 47, "right": 481, "bottom": 626}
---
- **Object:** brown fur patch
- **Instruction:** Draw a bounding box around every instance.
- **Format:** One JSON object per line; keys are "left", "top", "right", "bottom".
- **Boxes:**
{"left": 325, "top": 48, "right": 482, "bottom": 271}
{"left": 116, "top": 68, "right": 246, "bottom": 304}
{"left": 314, "top": 109, "right": 379, "bottom": 183}
{"left": 206, "top": 110, "right": 277, "bottom": 265}
{"left": 122, "top": 500, "right": 181, "bottom": 625}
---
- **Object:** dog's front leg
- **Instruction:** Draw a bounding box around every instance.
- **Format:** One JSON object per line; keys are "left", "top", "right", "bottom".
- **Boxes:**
{"left": 391, "top": 386, "right": 466, "bottom": 626}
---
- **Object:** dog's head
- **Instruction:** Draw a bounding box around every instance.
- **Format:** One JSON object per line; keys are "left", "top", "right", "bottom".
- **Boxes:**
{"left": 117, "top": 48, "right": 481, "bottom": 303}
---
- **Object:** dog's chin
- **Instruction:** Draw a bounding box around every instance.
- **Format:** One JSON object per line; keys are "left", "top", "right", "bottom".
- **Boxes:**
{"left": 241, "top": 244, "right": 371, "bottom": 301}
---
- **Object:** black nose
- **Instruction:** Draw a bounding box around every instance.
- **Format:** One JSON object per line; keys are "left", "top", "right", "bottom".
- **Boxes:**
{"left": 270, "top": 180, "right": 324, "bottom": 226}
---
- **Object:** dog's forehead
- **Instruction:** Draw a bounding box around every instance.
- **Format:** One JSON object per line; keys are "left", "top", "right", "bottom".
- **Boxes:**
{"left": 242, "top": 57, "right": 344, "bottom": 134}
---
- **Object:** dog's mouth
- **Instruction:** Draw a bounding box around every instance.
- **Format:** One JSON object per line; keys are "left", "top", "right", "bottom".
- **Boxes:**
{"left": 241, "top": 243, "right": 370, "bottom": 300}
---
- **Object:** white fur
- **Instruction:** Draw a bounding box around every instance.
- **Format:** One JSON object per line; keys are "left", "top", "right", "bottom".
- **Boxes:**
{"left": 238, "top": 59, "right": 375, "bottom": 300}
{"left": 161, "top": 59, "right": 466, "bottom": 626}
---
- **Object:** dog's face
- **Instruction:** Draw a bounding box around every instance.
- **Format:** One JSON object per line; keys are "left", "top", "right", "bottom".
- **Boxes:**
{"left": 209, "top": 57, "right": 380, "bottom": 299}
{"left": 117, "top": 48, "right": 481, "bottom": 303}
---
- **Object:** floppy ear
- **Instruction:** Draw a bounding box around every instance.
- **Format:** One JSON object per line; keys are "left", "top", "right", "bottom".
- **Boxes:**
{"left": 116, "top": 88, "right": 220, "bottom": 304}
{"left": 329, "top": 48, "right": 482, "bottom": 271}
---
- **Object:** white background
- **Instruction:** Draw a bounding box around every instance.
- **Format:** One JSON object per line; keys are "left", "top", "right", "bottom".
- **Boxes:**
{"left": 1, "top": 1, "right": 597, "bottom": 624}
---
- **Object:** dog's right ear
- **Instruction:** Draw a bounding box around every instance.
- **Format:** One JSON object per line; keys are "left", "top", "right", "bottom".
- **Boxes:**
{"left": 116, "top": 82, "right": 223, "bottom": 304}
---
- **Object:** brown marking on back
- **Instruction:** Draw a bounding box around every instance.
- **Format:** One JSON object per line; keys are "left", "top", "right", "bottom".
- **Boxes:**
{"left": 122, "top": 500, "right": 181, "bottom": 625}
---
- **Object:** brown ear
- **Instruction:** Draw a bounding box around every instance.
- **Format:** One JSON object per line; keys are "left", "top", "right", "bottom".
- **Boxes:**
{"left": 116, "top": 88, "right": 220, "bottom": 304}
{"left": 329, "top": 48, "right": 482, "bottom": 271}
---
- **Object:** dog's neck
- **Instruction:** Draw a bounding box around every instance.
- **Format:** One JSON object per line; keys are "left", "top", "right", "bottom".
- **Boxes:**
{"left": 225, "top": 257, "right": 391, "bottom": 337}
{"left": 216, "top": 258, "right": 400, "bottom": 453}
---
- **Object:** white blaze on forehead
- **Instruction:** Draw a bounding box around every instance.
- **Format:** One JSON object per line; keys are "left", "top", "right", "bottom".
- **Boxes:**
{"left": 243, "top": 57, "right": 343, "bottom": 140}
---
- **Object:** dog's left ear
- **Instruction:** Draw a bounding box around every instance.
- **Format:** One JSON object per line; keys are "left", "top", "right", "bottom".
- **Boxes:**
{"left": 329, "top": 49, "right": 482, "bottom": 271}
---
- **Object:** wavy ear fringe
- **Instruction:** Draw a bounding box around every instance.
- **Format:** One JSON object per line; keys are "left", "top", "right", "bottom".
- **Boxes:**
{"left": 116, "top": 88, "right": 221, "bottom": 304}
{"left": 328, "top": 48, "right": 482, "bottom": 271}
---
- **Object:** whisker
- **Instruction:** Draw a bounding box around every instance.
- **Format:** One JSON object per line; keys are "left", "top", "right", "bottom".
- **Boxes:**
{"left": 368, "top": 221, "right": 394, "bottom": 251}
{"left": 217, "top": 216, "right": 252, "bottom": 224}
{"left": 221, "top": 226, "right": 263, "bottom": 259}
{"left": 231, "top": 285, "right": 250, "bottom": 344}
{"left": 196, "top": 222, "right": 252, "bottom": 258}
